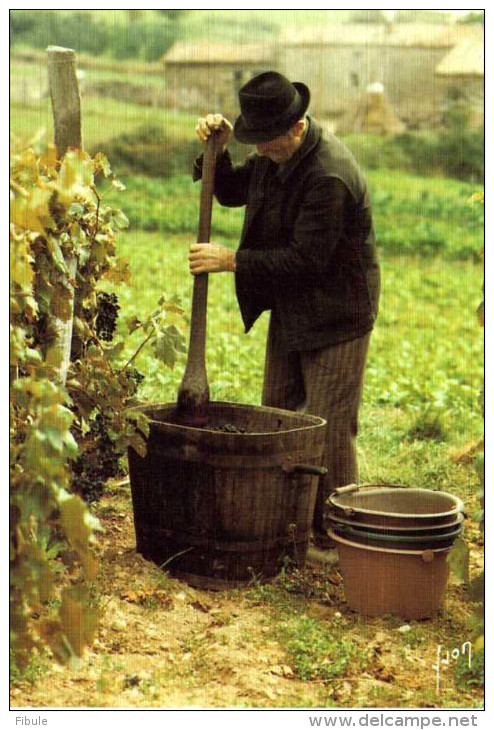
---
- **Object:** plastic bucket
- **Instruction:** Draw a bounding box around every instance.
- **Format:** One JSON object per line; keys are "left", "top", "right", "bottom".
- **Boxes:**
{"left": 327, "top": 511, "right": 464, "bottom": 535}
{"left": 328, "top": 484, "right": 464, "bottom": 528}
{"left": 330, "top": 521, "right": 462, "bottom": 550}
{"left": 329, "top": 528, "right": 451, "bottom": 619}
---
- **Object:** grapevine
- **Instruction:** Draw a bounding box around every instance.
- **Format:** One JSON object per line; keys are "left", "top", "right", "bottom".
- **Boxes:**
{"left": 10, "top": 144, "right": 186, "bottom": 671}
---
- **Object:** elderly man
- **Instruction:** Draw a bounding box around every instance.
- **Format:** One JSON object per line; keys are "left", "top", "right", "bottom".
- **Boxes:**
{"left": 189, "top": 71, "right": 380, "bottom": 550}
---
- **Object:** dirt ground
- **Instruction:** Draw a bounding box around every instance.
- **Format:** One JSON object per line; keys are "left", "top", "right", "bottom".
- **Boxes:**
{"left": 11, "top": 481, "right": 484, "bottom": 710}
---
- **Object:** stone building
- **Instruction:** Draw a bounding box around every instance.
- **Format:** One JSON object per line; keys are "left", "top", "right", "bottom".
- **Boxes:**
{"left": 163, "top": 41, "right": 277, "bottom": 117}
{"left": 278, "top": 23, "right": 484, "bottom": 129}
{"left": 435, "top": 37, "right": 484, "bottom": 128}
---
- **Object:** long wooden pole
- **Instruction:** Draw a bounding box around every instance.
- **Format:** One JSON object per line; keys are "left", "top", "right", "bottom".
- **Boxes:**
{"left": 175, "top": 133, "right": 218, "bottom": 426}
{"left": 45, "top": 46, "right": 81, "bottom": 385}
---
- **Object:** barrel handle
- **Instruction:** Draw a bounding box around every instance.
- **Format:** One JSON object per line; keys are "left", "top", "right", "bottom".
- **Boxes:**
{"left": 282, "top": 463, "right": 328, "bottom": 476}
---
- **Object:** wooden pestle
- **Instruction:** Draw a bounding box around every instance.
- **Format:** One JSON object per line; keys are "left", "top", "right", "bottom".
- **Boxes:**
{"left": 175, "top": 132, "right": 219, "bottom": 426}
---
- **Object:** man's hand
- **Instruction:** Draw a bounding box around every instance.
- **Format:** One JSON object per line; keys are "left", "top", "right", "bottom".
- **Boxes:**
{"left": 196, "top": 114, "right": 233, "bottom": 155}
{"left": 189, "top": 243, "right": 236, "bottom": 274}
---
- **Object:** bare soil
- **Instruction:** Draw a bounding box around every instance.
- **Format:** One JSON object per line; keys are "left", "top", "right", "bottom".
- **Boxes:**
{"left": 11, "top": 481, "right": 484, "bottom": 710}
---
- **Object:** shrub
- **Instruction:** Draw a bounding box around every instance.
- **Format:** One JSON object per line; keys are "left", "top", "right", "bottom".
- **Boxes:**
{"left": 9, "top": 10, "right": 180, "bottom": 61}
{"left": 345, "top": 120, "right": 484, "bottom": 183}
{"left": 433, "top": 101, "right": 483, "bottom": 181}
{"left": 397, "top": 109, "right": 483, "bottom": 182}
{"left": 91, "top": 125, "right": 200, "bottom": 179}
{"left": 10, "top": 11, "right": 110, "bottom": 57}
{"left": 109, "top": 18, "right": 178, "bottom": 61}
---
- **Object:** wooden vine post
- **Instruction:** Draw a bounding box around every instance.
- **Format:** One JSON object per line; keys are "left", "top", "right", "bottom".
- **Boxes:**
{"left": 45, "top": 45, "right": 82, "bottom": 385}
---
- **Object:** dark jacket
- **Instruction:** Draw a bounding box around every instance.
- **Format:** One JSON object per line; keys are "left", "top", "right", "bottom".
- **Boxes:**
{"left": 194, "top": 118, "right": 380, "bottom": 352}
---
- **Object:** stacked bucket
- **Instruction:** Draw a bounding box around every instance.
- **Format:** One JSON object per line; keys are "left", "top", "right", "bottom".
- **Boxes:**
{"left": 327, "top": 484, "right": 465, "bottom": 619}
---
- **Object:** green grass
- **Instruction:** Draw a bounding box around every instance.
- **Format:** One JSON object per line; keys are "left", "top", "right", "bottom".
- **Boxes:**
{"left": 366, "top": 170, "right": 484, "bottom": 260}
{"left": 104, "top": 171, "right": 483, "bottom": 261}
{"left": 10, "top": 89, "right": 197, "bottom": 150}
{"left": 10, "top": 57, "right": 166, "bottom": 90}
{"left": 274, "top": 614, "right": 356, "bottom": 681}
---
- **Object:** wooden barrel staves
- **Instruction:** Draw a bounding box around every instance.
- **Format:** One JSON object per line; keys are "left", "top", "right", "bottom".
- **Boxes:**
{"left": 128, "top": 402, "right": 327, "bottom": 589}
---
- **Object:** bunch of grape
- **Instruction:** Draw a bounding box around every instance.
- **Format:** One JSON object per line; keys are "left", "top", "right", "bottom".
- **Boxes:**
{"left": 125, "top": 367, "right": 145, "bottom": 386}
{"left": 89, "top": 414, "right": 121, "bottom": 480}
{"left": 71, "top": 414, "right": 122, "bottom": 504}
{"left": 95, "top": 292, "right": 120, "bottom": 342}
{"left": 71, "top": 475, "right": 105, "bottom": 504}
{"left": 208, "top": 423, "right": 247, "bottom": 434}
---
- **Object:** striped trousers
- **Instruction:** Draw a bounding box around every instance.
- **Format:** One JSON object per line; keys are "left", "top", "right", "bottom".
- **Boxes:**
{"left": 262, "top": 316, "right": 372, "bottom": 534}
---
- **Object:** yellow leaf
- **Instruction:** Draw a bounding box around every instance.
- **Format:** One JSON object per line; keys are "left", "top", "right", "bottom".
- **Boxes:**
{"left": 475, "top": 635, "right": 484, "bottom": 653}
{"left": 38, "top": 144, "right": 59, "bottom": 172}
{"left": 58, "top": 149, "right": 93, "bottom": 191}
{"left": 105, "top": 259, "right": 132, "bottom": 285}
{"left": 10, "top": 235, "right": 34, "bottom": 289}
{"left": 10, "top": 188, "right": 55, "bottom": 234}
{"left": 16, "top": 149, "right": 39, "bottom": 185}
{"left": 60, "top": 588, "right": 99, "bottom": 658}
{"left": 41, "top": 619, "right": 71, "bottom": 664}
{"left": 59, "top": 493, "right": 101, "bottom": 580}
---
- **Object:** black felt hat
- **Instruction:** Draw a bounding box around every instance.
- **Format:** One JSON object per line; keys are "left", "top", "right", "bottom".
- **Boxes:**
{"left": 234, "top": 71, "right": 310, "bottom": 144}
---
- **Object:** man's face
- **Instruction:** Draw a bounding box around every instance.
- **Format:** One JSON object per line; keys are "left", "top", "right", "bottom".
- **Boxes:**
{"left": 255, "top": 122, "right": 304, "bottom": 164}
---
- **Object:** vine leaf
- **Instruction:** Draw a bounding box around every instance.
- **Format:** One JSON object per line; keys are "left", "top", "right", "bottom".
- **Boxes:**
{"left": 59, "top": 493, "right": 101, "bottom": 580}
{"left": 105, "top": 258, "right": 131, "bottom": 284}
{"left": 447, "top": 536, "right": 470, "bottom": 585}
{"left": 93, "top": 151, "right": 111, "bottom": 178}
{"left": 59, "top": 587, "right": 99, "bottom": 659}
{"left": 10, "top": 235, "right": 34, "bottom": 289}
{"left": 46, "top": 236, "right": 69, "bottom": 274}
{"left": 10, "top": 187, "right": 55, "bottom": 234}
{"left": 43, "top": 588, "right": 98, "bottom": 667}
{"left": 57, "top": 149, "right": 94, "bottom": 201}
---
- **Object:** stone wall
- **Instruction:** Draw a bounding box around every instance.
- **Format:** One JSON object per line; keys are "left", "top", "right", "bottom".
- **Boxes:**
{"left": 165, "top": 64, "right": 270, "bottom": 117}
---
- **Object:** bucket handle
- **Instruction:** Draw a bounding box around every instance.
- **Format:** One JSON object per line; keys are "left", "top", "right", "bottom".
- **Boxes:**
{"left": 333, "top": 482, "right": 412, "bottom": 496}
{"left": 282, "top": 463, "right": 328, "bottom": 477}
{"left": 333, "top": 484, "right": 359, "bottom": 495}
